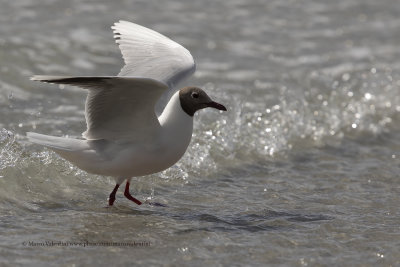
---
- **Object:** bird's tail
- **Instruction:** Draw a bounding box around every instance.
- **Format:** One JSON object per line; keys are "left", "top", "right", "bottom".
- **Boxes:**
{"left": 27, "top": 132, "right": 87, "bottom": 152}
{"left": 27, "top": 132, "right": 105, "bottom": 175}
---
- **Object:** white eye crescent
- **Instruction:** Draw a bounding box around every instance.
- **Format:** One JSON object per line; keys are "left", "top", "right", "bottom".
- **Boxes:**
{"left": 191, "top": 92, "right": 199, "bottom": 98}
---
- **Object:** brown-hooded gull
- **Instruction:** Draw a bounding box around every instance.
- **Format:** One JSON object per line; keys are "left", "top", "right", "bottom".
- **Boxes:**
{"left": 27, "top": 21, "right": 226, "bottom": 207}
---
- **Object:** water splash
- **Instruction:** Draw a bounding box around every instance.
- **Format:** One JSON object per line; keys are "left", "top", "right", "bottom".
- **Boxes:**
{"left": 0, "top": 128, "right": 21, "bottom": 170}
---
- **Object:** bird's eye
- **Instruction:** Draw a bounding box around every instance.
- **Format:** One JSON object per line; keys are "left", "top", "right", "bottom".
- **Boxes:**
{"left": 191, "top": 92, "right": 199, "bottom": 99}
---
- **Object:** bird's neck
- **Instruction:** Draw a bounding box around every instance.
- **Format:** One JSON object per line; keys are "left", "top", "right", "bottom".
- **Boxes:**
{"left": 158, "top": 91, "right": 193, "bottom": 130}
{"left": 157, "top": 91, "right": 193, "bottom": 156}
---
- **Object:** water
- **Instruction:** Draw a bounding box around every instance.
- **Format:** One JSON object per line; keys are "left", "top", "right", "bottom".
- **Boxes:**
{"left": 1, "top": 0, "right": 400, "bottom": 265}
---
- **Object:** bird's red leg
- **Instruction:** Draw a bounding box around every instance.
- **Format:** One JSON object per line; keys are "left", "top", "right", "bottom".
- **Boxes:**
{"left": 124, "top": 181, "right": 142, "bottom": 205}
{"left": 108, "top": 183, "right": 120, "bottom": 206}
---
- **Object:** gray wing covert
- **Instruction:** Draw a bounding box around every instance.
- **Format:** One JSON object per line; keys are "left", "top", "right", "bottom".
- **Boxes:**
{"left": 31, "top": 76, "right": 169, "bottom": 142}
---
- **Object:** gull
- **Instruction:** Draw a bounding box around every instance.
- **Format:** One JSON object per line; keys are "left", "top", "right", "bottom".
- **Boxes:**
{"left": 27, "top": 21, "right": 226, "bottom": 207}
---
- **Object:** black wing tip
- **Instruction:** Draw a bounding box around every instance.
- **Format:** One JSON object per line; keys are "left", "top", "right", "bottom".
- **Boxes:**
{"left": 113, "top": 33, "right": 121, "bottom": 40}
{"left": 30, "top": 76, "right": 112, "bottom": 84}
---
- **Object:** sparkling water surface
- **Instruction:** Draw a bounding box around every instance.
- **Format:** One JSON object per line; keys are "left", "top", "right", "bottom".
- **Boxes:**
{"left": 1, "top": 0, "right": 400, "bottom": 266}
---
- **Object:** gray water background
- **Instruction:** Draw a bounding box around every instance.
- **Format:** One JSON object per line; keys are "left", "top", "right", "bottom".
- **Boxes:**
{"left": 0, "top": 0, "right": 400, "bottom": 266}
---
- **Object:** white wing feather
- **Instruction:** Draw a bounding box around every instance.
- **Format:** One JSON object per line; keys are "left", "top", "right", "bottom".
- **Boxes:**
{"left": 31, "top": 75, "right": 169, "bottom": 142}
{"left": 112, "top": 20, "right": 196, "bottom": 88}
{"left": 30, "top": 21, "right": 194, "bottom": 141}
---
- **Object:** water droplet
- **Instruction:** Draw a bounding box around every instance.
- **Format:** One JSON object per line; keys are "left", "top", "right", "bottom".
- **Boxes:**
{"left": 351, "top": 123, "right": 357, "bottom": 129}
{"left": 347, "top": 91, "right": 354, "bottom": 97}
{"left": 179, "top": 247, "right": 188, "bottom": 252}
{"left": 364, "top": 93, "right": 372, "bottom": 100}
{"left": 269, "top": 148, "right": 274, "bottom": 156}
{"left": 370, "top": 68, "right": 377, "bottom": 74}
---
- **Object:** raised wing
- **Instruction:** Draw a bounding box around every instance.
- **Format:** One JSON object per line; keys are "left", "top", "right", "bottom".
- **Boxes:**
{"left": 31, "top": 75, "right": 169, "bottom": 142}
{"left": 112, "top": 20, "right": 196, "bottom": 88}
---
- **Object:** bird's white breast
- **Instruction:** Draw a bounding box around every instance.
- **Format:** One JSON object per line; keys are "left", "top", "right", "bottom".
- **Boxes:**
{"left": 97, "top": 91, "right": 194, "bottom": 177}
{"left": 157, "top": 91, "right": 194, "bottom": 166}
